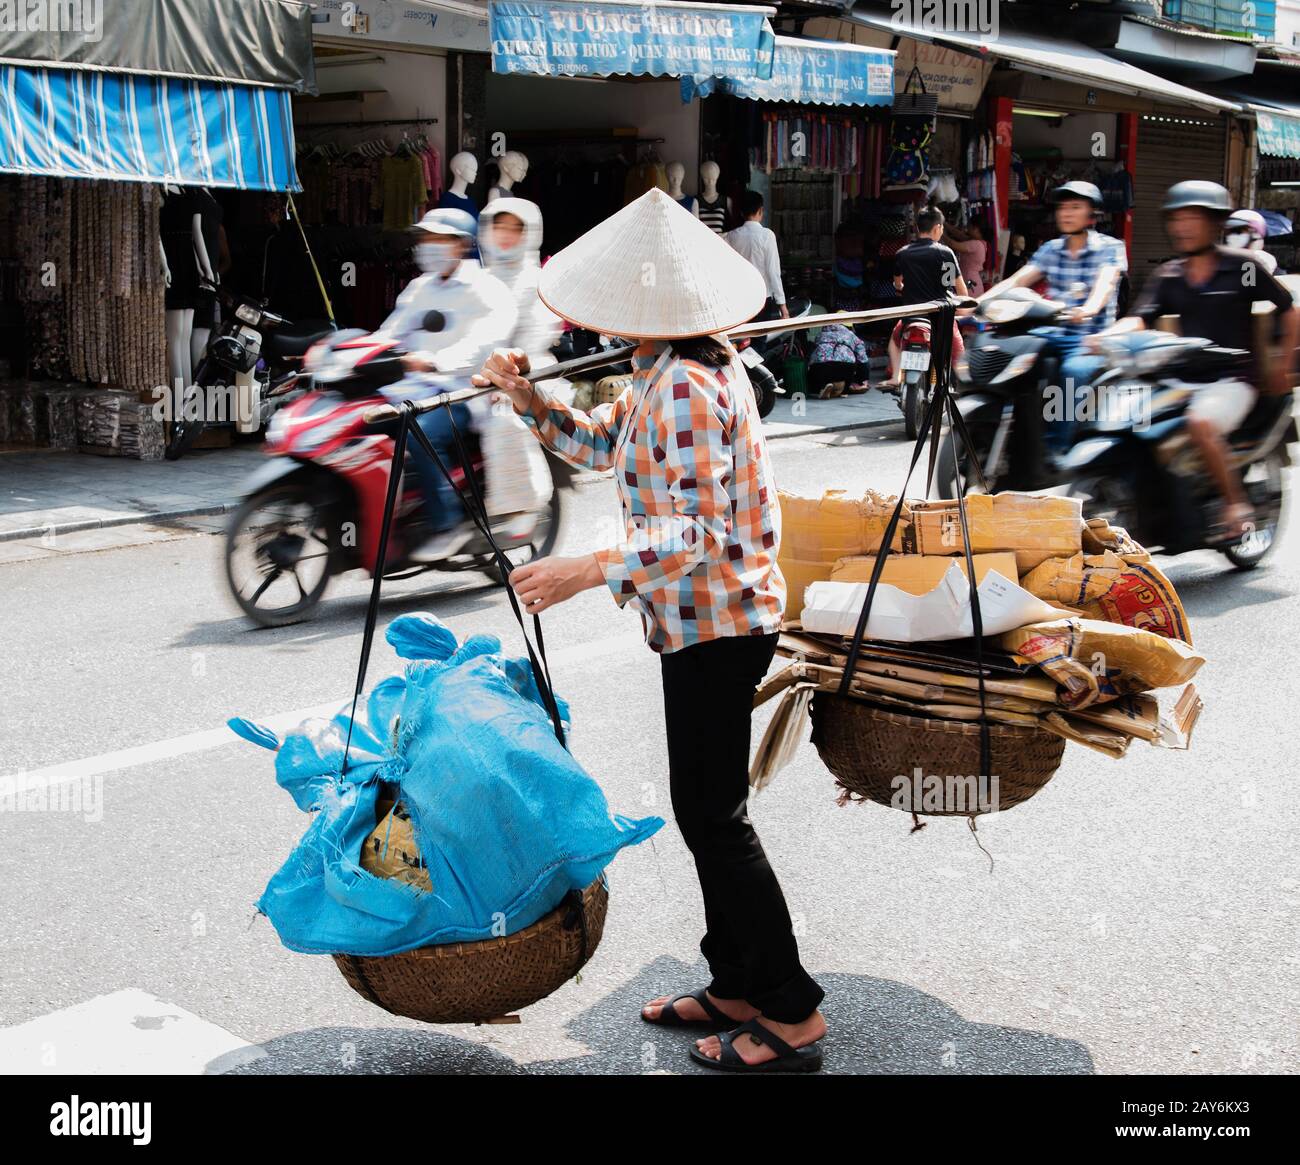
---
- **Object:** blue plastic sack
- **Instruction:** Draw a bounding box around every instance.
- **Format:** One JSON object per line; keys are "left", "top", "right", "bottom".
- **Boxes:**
{"left": 231, "top": 613, "right": 662, "bottom": 956}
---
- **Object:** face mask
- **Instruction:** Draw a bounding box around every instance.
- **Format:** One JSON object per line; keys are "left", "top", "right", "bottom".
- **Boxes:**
{"left": 1225, "top": 230, "right": 1254, "bottom": 250}
{"left": 415, "top": 241, "right": 459, "bottom": 274}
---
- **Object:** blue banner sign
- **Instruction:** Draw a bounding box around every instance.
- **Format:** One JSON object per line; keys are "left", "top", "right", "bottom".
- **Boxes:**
{"left": 682, "top": 38, "right": 895, "bottom": 106}
{"left": 1256, "top": 111, "right": 1300, "bottom": 160}
{"left": 489, "top": 0, "right": 777, "bottom": 80}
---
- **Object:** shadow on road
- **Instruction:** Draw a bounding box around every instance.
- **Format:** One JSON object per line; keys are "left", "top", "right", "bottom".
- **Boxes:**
{"left": 172, "top": 573, "right": 506, "bottom": 653}
{"left": 214, "top": 956, "right": 1093, "bottom": 1075}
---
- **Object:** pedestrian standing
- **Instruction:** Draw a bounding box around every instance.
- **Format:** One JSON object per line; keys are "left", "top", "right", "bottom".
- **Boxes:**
{"left": 474, "top": 188, "right": 826, "bottom": 1073}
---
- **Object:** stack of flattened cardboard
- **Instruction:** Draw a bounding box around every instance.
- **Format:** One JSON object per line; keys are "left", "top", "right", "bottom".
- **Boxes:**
{"left": 752, "top": 490, "right": 1205, "bottom": 789}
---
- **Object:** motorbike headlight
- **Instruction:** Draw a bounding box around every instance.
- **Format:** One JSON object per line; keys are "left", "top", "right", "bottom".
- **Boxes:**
{"left": 982, "top": 299, "right": 1030, "bottom": 325}
{"left": 235, "top": 302, "right": 262, "bottom": 327}
{"left": 265, "top": 410, "right": 289, "bottom": 446}
{"left": 989, "top": 352, "right": 1040, "bottom": 384}
{"left": 1135, "top": 346, "right": 1178, "bottom": 375}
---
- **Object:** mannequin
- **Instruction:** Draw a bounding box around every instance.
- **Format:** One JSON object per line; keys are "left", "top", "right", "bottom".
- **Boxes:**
{"left": 160, "top": 185, "right": 217, "bottom": 403}
{"left": 488, "top": 151, "right": 529, "bottom": 202}
{"left": 439, "top": 152, "right": 479, "bottom": 217}
{"left": 666, "top": 161, "right": 698, "bottom": 218}
{"left": 188, "top": 187, "right": 223, "bottom": 372}
{"left": 697, "top": 161, "right": 729, "bottom": 234}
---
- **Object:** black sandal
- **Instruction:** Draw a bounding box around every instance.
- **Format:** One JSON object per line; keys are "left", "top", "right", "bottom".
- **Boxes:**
{"left": 689, "top": 1018, "right": 824, "bottom": 1073}
{"left": 641, "top": 988, "right": 739, "bottom": 1030}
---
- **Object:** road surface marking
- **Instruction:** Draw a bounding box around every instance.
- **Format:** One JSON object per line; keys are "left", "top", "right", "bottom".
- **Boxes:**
{"left": 9, "top": 631, "right": 643, "bottom": 788}
{"left": 0, "top": 989, "right": 265, "bottom": 1075}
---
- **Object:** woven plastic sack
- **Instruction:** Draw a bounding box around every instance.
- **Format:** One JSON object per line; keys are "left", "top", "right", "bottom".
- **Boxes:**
{"left": 482, "top": 403, "right": 554, "bottom": 517}
{"left": 230, "top": 613, "right": 662, "bottom": 956}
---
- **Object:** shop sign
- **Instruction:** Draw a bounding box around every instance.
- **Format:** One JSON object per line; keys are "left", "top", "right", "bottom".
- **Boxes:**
{"left": 682, "top": 37, "right": 894, "bottom": 107}
{"left": 1256, "top": 111, "right": 1300, "bottom": 160}
{"left": 311, "top": 1, "right": 491, "bottom": 52}
{"left": 894, "top": 38, "right": 991, "bottom": 112}
{"left": 488, "top": 1, "right": 777, "bottom": 80}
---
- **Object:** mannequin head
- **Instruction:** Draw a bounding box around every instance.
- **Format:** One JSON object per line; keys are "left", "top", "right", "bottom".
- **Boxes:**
{"left": 450, "top": 152, "right": 478, "bottom": 186}
{"left": 666, "top": 161, "right": 685, "bottom": 194}
{"left": 700, "top": 161, "right": 720, "bottom": 193}
{"left": 499, "top": 151, "right": 528, "bottom": 186}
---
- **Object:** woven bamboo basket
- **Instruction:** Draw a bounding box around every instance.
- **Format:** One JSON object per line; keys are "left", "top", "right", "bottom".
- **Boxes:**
{"left": 810, "top": 694, "right": 1065, "bottom": 815}
{"left": 333, "top": 878, "right": 609, "bottom": 1024}
{"left": 592, "top": 374, "right": 633, "bottom": 406}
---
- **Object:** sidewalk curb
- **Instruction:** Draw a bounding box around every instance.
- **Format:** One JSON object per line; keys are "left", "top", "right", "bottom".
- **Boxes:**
{"left": 2, "top": 415, "right": 900, "bottom": 542}
{"left": 0, "top": 501, "right": 240, "bottom": 543}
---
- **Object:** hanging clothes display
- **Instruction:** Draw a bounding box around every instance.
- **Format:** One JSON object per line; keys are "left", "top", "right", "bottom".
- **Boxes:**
{"left": 294, "top": 135, "right": 441, "bottom": 230}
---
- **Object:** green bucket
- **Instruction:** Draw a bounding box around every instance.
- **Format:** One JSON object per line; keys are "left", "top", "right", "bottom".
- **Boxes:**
{"left": 782, "top": 358, "right": 808, "bottom": 397}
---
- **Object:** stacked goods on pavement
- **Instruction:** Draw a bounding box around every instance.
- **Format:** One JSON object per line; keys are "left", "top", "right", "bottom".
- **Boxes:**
{"left": 753, "top": 490, "right": 1204, "bottom": 816}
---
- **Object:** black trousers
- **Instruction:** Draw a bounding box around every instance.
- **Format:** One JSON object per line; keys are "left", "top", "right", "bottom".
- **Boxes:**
{"left": 660, "top": 633, "right": 825, "bottom": 1024}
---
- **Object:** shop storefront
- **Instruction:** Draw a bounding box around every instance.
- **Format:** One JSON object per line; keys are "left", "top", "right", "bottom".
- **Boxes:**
{"left": 0, "top": 0, "right": 312, "bottom": 459}
{"left": 844, "top": 6, "right": 1239, "bottom": 294}
{"left": 685, "top": 34, "right": 896, "bottom": 310}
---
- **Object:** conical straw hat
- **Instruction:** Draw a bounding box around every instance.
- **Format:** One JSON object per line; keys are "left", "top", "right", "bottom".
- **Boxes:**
{"left": 538, "top": 187, "right": 767, "bottom": 339}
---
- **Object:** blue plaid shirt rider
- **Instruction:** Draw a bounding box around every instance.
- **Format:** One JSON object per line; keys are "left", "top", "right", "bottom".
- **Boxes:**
{"left": 1028, "top": 230, "right": 1128, "bottom": 333}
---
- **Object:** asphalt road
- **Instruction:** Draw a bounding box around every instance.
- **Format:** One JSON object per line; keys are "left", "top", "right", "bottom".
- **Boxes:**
{"left": 2, "top": 419, "right": 1297, "bottom": 1076}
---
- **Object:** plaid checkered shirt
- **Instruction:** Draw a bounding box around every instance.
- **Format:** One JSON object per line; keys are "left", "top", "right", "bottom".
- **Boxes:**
{"left": 521, "top": 341, "right": 785, "bottom": 653}
{"left": 1028, "top": 230, "right": 1128, "bottom": 334}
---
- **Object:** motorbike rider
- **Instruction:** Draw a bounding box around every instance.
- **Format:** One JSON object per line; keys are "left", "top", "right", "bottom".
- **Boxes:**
{"left": 382, "top": 208, "right": 518, "bottom": 555}
{"left": 1088, "top": 180, "right": 1299, "bottom": 541}
{"left": 880, "top": 204, "right": 969, "bottom": 392}
{"left": 978, "top": 181, "right": 1127, "bottom": 455}
{"left": 1224, "top": 208, "right": 1278, "bottom": 275}
{"left": 478, "top": 197, "right": 563, "bottom": 370}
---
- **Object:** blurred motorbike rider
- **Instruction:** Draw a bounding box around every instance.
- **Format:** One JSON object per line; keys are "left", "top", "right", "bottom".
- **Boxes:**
{"left": 1089, "top": 181, "right": 1298, "bottom": 541}
{"left": 381, "top": 208, "right": 517, "bottom": 555}
{"left": 478, "top": 197, "right": 563, "bottom": 370}
{"left": 978, "top": 181, "right": 1127, "bottom": 456}
{"left": 1224, "top": 208, "right": 1278, "bottom": 274}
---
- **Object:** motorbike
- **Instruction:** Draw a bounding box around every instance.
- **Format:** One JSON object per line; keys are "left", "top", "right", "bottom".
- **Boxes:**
{"left": 1061, "top": 330, "right": 1295, "bottom": 570}
{"left": 165, "top": 285, "right": 333, "bottom": 460}
{"left": 933, "top": 288, "right": 1072, "bottom": 497}
{"left": 223, "top": 322, "right": 574, "bottom": 627}
{"left": 733, "top": 296, "right": 813, "bottom": 418}
{"left": 885, "top": 315, "right": 946, "bottom": 440}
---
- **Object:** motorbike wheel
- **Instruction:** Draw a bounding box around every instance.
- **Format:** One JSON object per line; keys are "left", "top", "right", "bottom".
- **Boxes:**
{"left": 750, "top": 363, "right": 779, "bottom": 419}
{"left": 902, "top": 369, "right": 934, "bottom": 441}
{"left": 485, "top": 488, "right": 563, "bottom": 586}
{"left": 225, "top": 482, "right": 337, "bottom": 627}
{"left": 1066, "top": 473, "right": 1142, "bottom": 538}
{"left": 1221, "top": 453, "right": 1284, "bottom": 570}
{"left": 164, "top": 368, "right": 210, "bottom": 461}
{"left": 933, "top": 423, "right": 997, "bottom": 500}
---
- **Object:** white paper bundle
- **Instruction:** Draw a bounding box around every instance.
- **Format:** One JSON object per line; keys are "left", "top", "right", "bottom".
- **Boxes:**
{"left": 801, "top": 563, "right": 1062, "bottom": 643}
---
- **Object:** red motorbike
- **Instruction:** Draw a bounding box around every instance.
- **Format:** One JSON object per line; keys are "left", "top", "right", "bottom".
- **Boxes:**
{"left": 223, "top": 328, "right": 572, "bottom": 627}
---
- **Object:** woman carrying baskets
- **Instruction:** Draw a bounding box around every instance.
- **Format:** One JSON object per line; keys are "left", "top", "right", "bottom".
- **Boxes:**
{"left": 473, "top": 188, "right": 826, "bottom": 1073}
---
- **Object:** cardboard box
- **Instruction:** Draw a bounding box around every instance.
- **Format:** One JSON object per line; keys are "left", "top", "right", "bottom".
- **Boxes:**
{"left": 908, "top": 492, "right": 1083, "bottom": 573}
{"left": 830, "top": 551, "right": 1018, "bottom": 595}
{"left": 360, "top": 798, "right": 432, "bottom": 893}
{"left": 778, "top": 488, "right": 907, "bottom": 619}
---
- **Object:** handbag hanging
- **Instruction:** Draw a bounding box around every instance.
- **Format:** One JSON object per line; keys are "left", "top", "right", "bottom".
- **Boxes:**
{"left": 885, "top": 67, "right": 936, "bottom": 188}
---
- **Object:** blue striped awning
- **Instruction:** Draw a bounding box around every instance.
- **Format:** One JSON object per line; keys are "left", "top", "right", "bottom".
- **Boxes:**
{"left": 0, "top": 65, "right": 300, "bottom": 191}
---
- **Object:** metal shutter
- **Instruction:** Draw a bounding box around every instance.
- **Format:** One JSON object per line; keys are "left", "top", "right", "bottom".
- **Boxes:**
{"left": 1129, "top": 113, "right": 1227, "bottom": 290}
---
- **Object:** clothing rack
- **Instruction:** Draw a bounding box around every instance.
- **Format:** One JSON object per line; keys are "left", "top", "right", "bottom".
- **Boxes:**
{"left": 295, "top": 117, "right": 440, "bottom": 131}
